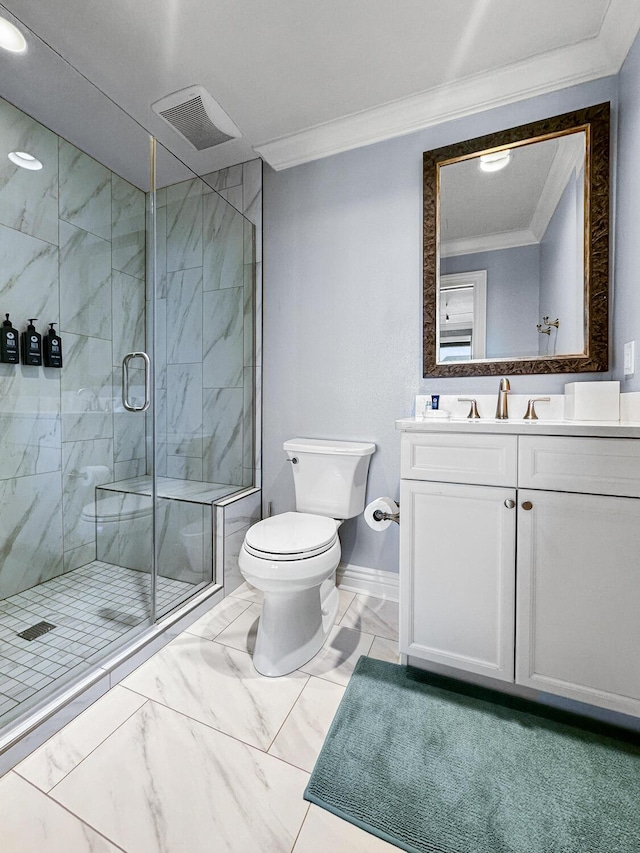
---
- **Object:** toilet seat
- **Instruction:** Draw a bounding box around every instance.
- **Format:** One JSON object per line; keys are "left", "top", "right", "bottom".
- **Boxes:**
{"left": 244, "top": 512, "right": 338, "bottom": 561}
{"left": 81, "top": 493, "right": 152, "bottom": 524}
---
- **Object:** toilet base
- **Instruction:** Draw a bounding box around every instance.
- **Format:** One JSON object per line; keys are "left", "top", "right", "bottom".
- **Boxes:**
{"left": 253, "top": 573, "right": 339, "bottom": 677}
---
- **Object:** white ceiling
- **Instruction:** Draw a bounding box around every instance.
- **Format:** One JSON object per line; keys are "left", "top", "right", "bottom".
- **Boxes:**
{"left": 1, "top": 0, "right": 639, "bottom": 187}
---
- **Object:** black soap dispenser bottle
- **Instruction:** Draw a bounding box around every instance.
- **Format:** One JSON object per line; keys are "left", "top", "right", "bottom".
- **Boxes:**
{"left": 21, "top": 319, "right": 42, "bottom": 366}
{"left": 0, "top": 314, "right": 19, "bottom": 364}
{"left": 43, "top": 323, "right": 63, "bottom": 368}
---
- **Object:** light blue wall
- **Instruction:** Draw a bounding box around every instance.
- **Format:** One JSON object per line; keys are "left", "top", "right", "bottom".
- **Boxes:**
{"left": 441, "top": 245, "right": 540, "bottom": 358}
{"left": 263, "top": 75, "right": 617, "bottom": 574}
{"left": 614, "top": 29, "right": 640, "bottom": 390}
{"left": 539, "top": 170, "right": 584, "bottom": 356}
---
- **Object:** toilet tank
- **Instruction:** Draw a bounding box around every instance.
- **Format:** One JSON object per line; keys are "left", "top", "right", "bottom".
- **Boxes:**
{"left": 283, "top": 438, "right": 375, "bottom": 519}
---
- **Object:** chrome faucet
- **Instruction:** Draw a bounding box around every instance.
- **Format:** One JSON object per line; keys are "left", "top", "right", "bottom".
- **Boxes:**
{"left": 495, "top": 377, "right": 510, "bottom": 419}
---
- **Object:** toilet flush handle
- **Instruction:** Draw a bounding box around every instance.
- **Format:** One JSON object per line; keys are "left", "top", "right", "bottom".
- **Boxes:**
{"left": 288, "top": 457, "right": 299, "bottom": 464}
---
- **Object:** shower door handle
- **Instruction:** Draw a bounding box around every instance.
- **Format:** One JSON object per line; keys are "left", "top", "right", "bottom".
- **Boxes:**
{"left": 122, "top": 352, "right": 151, "bottom": 412}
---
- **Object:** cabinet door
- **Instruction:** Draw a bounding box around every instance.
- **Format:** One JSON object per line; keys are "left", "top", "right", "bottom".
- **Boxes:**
{"left": 400, "top": 480, "right": 516, "bottom": 681}
{"left": 516, "top": 489, "right": 640, "bottom": 716}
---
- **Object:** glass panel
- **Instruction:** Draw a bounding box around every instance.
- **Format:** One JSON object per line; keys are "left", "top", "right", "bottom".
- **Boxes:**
{"left": 0, "top": 21, "right": 154, "bottom": 731}
{"left": 151, "top": 140, "right": 256, "bottom": 618}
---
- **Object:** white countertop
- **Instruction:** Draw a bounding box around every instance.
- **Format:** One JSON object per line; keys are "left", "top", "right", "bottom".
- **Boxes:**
{"left": 395, "top": 417, "right": 640, "bottom": 438}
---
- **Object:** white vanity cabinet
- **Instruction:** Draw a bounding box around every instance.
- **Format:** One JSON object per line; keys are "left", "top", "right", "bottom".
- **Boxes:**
{"left": 399, "top": 433, "right": 517, "bottom": 682}
{"left": 399, "top": 426, "right": 640, "bottom": 718}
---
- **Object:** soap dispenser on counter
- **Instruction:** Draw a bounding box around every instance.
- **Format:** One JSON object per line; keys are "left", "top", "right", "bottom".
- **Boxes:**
{"left": 21, "top": 319, "right": 42, "bottom": 366}
{"left": 0, "top": 314, "right": 19, "bottom": 364}
{"left": 43, "top": 323, "right": 63, "bottom": 368}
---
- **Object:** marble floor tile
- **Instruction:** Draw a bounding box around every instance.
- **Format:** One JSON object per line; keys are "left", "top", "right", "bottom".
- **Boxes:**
{"left": 299, "top": 624, "right": 375, "bottom": 687}
{"left": 0, "top": 772, "right": 120, "bottom": 853}
{"left": 340, "top": 595, "right": 399, "bottom": 641}
{"left": 228, "top": 580, "right": 263, "bottom": 604}
{"left": 122, "top": 633, "right": 307, "bottom": 749}
{"left": 294, "top": 804, "right": 398, "bottom": 852}
{"left": 184, "top": 594, "right": 253, "bottom": 641}
{"left": 336, "top": 589, "right": 356, "bottom": 622}
{"left": 369, "top": 636, "right": 402, "bottom": 665}
{"left": 214, "top": 602, "right": 261, "bottom": 654}
{"left": 16, "top": 685, "right": 147, "bottom": 792}
{"left": 51, "top": 700, "right": 310, "bottom": 853}
{"left": 269, "top": 676, "right": 345, "bottom": 772}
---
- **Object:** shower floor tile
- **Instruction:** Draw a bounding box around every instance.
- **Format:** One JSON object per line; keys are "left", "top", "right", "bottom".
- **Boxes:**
{"left": 0, "top": 562, "right": 194, "bottom": 727}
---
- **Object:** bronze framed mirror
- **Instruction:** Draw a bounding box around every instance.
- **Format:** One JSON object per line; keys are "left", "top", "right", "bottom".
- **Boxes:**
{"left": 423, "top": 103, "right": 610, "bottom": 377}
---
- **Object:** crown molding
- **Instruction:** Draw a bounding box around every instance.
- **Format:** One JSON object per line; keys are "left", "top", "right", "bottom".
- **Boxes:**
{"left": 256, "top": 2, "right": 639, "bottom": 172}
{"left": 441, "top": 229, "right": 538, "bottom": 258}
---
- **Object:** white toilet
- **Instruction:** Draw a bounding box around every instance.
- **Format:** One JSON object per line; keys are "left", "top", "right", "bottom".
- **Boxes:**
{"left": 238, "top": 437, "right": 375, "bottom": 676}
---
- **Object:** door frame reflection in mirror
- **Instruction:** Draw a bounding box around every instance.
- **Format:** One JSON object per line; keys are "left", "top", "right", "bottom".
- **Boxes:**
{"left": 423, "top": 102, "right": 610, "bottom": 378}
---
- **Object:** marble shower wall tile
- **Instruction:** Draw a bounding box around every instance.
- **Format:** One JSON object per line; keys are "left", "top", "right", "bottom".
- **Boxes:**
{"left": 0, "top": 413, "right": 61, "bottom": 480}
{"left": 113, "top": 401, "right": 146, "bottom": 465}
{"left": 167, "top": 268, "right": 203, "bottom": 364}
{"left": 201, "top": 164, "right": 242, "bottom": 192}
{"left": 203, "top": 388, "right": 243, "bottom": 484}
{"left": 0, "top": 471, "right": 64, "bottom": 598}
{"left": 242, "top": 159, "right": 262, "bottom": 262}
{"left": 58, "top": 140, "right": 111, "bottom": 240}
{"left": 202, "top": 287, "right": 244, "bottom": 389}
{"left": 62, "top": 438, "right": 113, "bottom": 552}
{"left": 222, "top": 490, "right": 261, "bottom": 537}
{"left": 114, "top": 458, "right": 146, "bottom": 482}
{"left": 217, "top": 186, "right": 242, "bottom": 211}
{"left": 111, "top": 270, "right": 145, "bottom": 366}
{"left": 166, "top": 455, "right": 203, "bottom": 481}
{"left": 149, "top": 202, "right": 167, "bottom": 299}
{"left": 203, "top": 192, "right": 244, "bottom": 291}
{"left": 166, "top": 363, "right": 203, "bottom": 457}
{"left": 111, "top": 175, "right": 145, "bottom": 280}
{"left": 243, "top": 365, "right": 255, "bottom": 473}
{"left": 63, "top": 542, "right": 96, "bottom": 574}
{"left": 0, "top": 365, "right": 60, "bottom": 415}
{"left": 59, "top": 221, "right": 112, "bottom": 340}
{"left": 166, "top": 179, "right": 202, "bottom": 272}
{"left": 0, "top": 223, "right": 59, "bottom": 326}
{"left": 61, "top": 333, "right": 113, "bottom": 442}
{"left": 149, "top": 295, "right": 167, "bottom": 390}
{"left": 244, "top": 262, "right": 255, "bottom": 368}
{"left": 0, "top": 99, "right": 59, "bottom": 245}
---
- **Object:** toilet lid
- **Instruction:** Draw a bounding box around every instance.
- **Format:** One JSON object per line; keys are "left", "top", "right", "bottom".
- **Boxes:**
{"left": 244, "top": 512, "right": 338, "bottom": 560}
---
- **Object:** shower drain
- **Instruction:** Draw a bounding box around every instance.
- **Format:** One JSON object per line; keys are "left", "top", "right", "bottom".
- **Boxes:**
{"left": 17, "top": 621, "right": 56, "bottom": 641}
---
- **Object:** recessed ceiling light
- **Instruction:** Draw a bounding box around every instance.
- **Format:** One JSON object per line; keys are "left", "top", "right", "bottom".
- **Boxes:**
{"left": 0, "top": 17, "right": 27, "bottom": 54}
{"left": 479, "top": 150, "right": 511, "bottom": 173}
{"left": 8, "top": 151, "right": 43, "bottom": 171}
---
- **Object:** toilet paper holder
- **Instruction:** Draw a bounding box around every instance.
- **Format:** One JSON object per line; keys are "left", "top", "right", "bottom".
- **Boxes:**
{"left": 372, "top": 506, "right": 400, "bottom": 524}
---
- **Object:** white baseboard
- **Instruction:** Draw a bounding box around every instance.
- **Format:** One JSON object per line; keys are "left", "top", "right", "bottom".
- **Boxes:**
{"left": 337, "top": 563, "right": 399, "bottom": 602}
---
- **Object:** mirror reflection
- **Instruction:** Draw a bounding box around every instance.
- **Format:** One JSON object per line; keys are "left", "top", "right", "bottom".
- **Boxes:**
{"left": 438, "top": 131, "right": 586, "bottom": 363}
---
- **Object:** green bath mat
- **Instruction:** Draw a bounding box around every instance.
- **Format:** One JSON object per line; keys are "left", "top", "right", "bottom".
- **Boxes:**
{"left": 304, "top": 656, "right": 640, "bottom": 853}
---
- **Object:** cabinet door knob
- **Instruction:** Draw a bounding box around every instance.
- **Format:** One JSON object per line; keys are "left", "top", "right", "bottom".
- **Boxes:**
{"left": 521, "top": 501, "right": 533, "bottom": 510}
{"left": 504, "top": 499, "right": 515, "bottom": 509}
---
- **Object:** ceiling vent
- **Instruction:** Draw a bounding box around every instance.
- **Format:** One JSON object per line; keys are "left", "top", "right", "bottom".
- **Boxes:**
{"left": 151, "top": 85, "right": 241, "bottom": 151}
